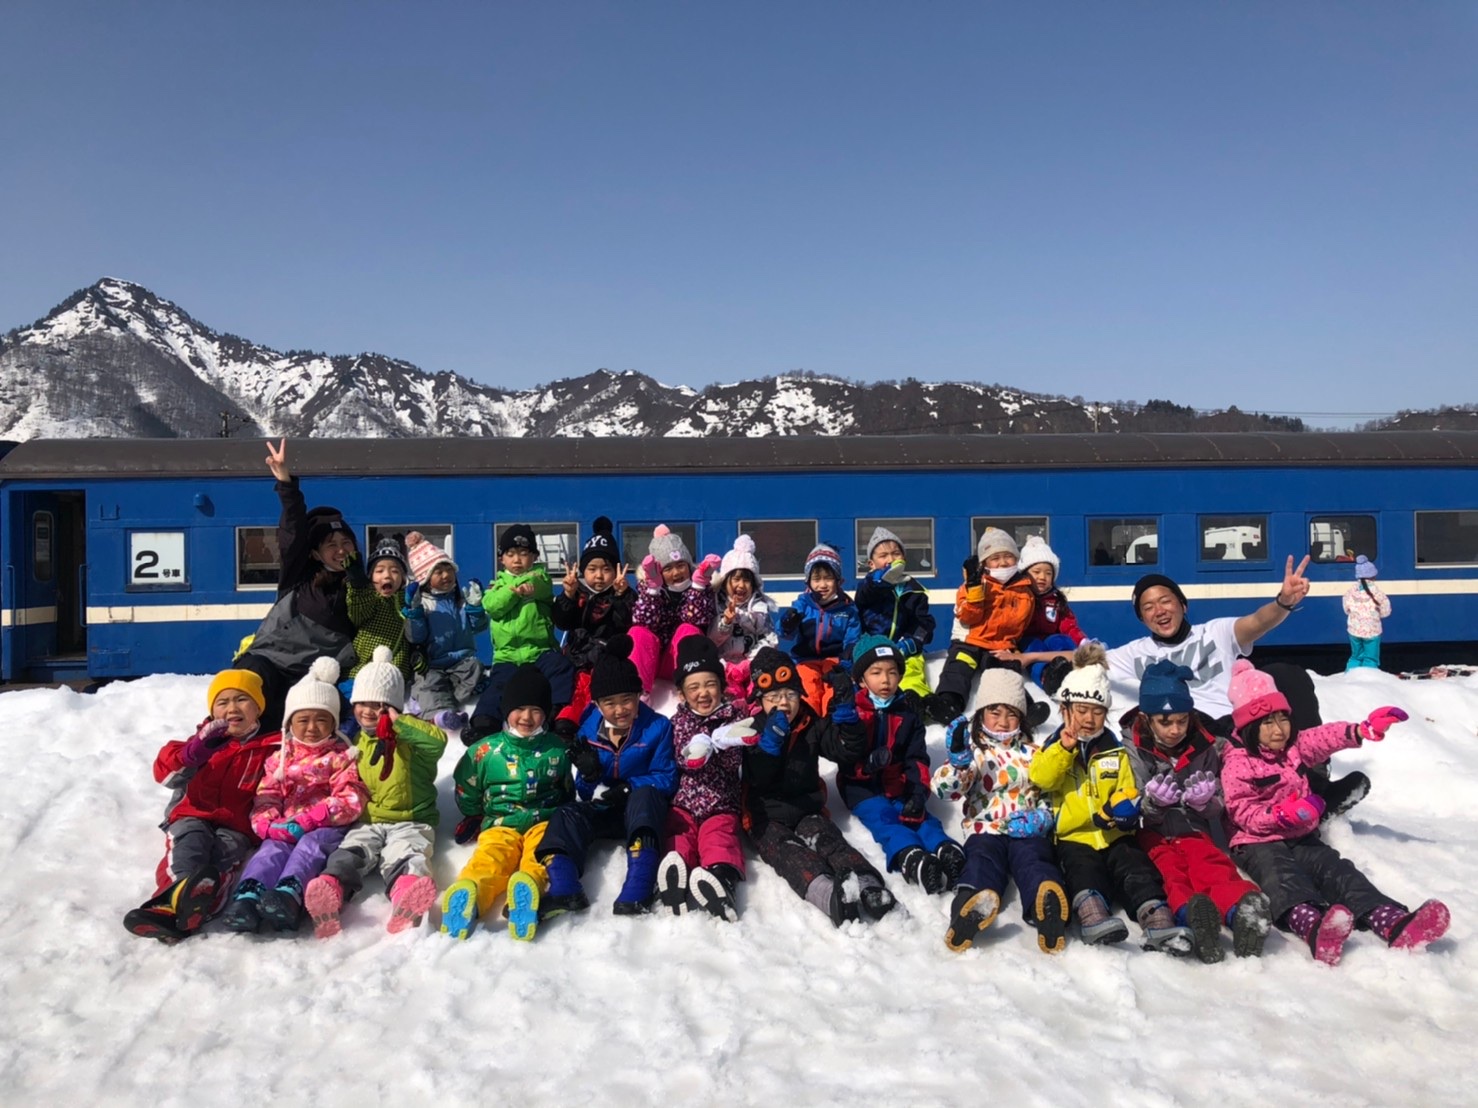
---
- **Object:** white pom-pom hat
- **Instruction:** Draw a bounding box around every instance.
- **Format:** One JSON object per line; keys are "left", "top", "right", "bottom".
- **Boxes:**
{"left": 350, "top": 644, "right": 405, "bottom": 711}
{"left": 284, "top": 655, "right": 343, "bottom": 732}
{"left": 715, "top": 533, "right": 763, "bottom": 592}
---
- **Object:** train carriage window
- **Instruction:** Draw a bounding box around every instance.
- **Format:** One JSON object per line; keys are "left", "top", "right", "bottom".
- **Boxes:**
{"left": 33, "top": 511, "right": 55, "bottom": 583}
{"left": 1199, "top": 515, "right": 1268, "bottom": 562}
{"left": 855, "top": 518, "right": 934, "bottom": 576}
{"left": 621, "top": 523, "right": 699, "bottom": 570}
{"left": 1088, "top": 518, "right": 1159, "bottom": 566}
{"left": 1415, "top": 511, "right": 1478, "bottom": 566}
{"left": 738, "top": 520, "right": 818, "bottom": 578}
{"left": 236, "top": 527, "right": 280, "bottom": 588}
{"left": 1308, "top": 515, "right": 1378, "bottom": 564}
{"left": 366, "top": 525, "right": 454, "bottom": 567}
{"left": 972, "top": 517, "right": 1050, "bottom": 552}
{"left": 496, "top": 522, "right": 577, "bottom": 573}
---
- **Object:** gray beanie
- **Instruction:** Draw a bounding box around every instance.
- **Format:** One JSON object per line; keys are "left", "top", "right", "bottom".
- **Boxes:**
{"left": 977, "top": 527, "right": 1020, "bottom": 563}
{"left": 649, "top": 524, "right": 693, "bottom": 567}
{"left": 865, "top": 526, "right": 905, "bottom": 561}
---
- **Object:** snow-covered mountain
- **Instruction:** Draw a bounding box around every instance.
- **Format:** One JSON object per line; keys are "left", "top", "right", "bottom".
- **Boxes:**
{"left": 0, "top": 279, "right": 1306, "bottom": 440}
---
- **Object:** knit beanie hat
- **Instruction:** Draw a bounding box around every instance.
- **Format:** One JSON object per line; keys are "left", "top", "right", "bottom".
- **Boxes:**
{"left": 1137, "top": 659, "right": 1194, "bottom": 717}
{"left": 283, "top": 656, "right": 342, "bottom": 731}
{"left": 865, "top": 525, "right": 905, "bottom": 561}
{"left": 1057, "top": 641, "right": 1111, "bottom": 710}
{"left": 750, "top": 647, "right": 803, "bottom": 696}
{"left": 1018, "top": 536, "right": 1059, "bottom": 578}
{"left": 977, "top": 527, "right": 1019, "bottom": 564}
{"left": 1132, "top": 574, "right": 1188, "bottom": 617}
{"left": 580, "top": 516, "right": 621, "bottom": 572}
{"left": 649, "top": 524, "right": 693, "bottom": 568}
{"left": 306, "top": 507, "right": 354, "bottom": 553}
{"left": 675, "top": 635, "right": 725, "bottom": 689}
{"left": 969, "top": 667, "right": 1029, "bottom": 720}
{"left": 1355, "top": 555, "right": 1378, "bottom": 580}
{"left": 589, "top": 635, "right": 644, "bottom": 702}
{"left": 1229, "top": 659, "right": 1291, "bottom": 731}
{"left": 716, "top": 533, "right": 763, "bottom": 592}
{"left": 207, "top": 668, "right": 266, "bottom": 714}
{"left": 405, "top": 531, "right": 456, "bottom": 586}
{"left": 350, "top": 645, "right": 405, "bottom": 710}
{"left": 804, "top": 543, "right": 843, "bottom": 582}
{"left": 499, "top": 524, "right": 538, "bottom": 558}
{"left": 501, "top": 663, "right": 553, "bottom": 720}
{"left": 852, "top": 633, "right": 901, "bottom": 676}
{"left": 366, "top": 535, "right": 407, "bottom": 576}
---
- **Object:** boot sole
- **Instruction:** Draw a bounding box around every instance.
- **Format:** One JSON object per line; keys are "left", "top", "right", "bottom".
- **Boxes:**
{"left": 656, "top": 852, "right": 690, "bottom": 916}
{"left": 387, "top": 876, "right": 438, "bottom": 935}
{"left": 304, "top": 878, "right": 344, "bottom": 940}
{"left": 943, "top": 888, "right": 1000, "bottom": 953}
{"left": 171, "top": 868, "right": 222, "bottom": 934}
{"left": 1232, "top": 894, "right": 1272, "bottom": 958}
{"left": 1034, "top": 882, "right": 1070, "bottom": 955}
{"left": 507, "top": 872, "right": 540, "bottom": 942}
{"left": 122, "top": 908, "right": 188, "bottom": 945}
{"left": 1186, "top": 895, "right": 1225, "bottom": 964}
{"left": 258, "top": 894, "right": 302, "bottom": 933}
{"left": 1390, "top": 899, "right": 1450, "bottom": 950}
{"left": 690, "top": 867, "right": 738, "bottom": 922}
{"left": 1313, "top": 904, "right": 1355, "bottom": 966}
{"left": 439, "top": 880, "right": 479, "bottom": 941}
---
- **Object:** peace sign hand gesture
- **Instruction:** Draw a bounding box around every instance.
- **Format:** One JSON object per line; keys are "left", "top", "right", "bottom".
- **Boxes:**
{"left": 265, "top": 439, "right": 290, "bottom": 482}
{"left": 1277, "top": 555, "right": 1312, "bottom": 608}
{"left": 613, "top": 563, "right": 630, "bottom": 596}
{"left": 563, "top": 564, "right": 579, "bottom": 598}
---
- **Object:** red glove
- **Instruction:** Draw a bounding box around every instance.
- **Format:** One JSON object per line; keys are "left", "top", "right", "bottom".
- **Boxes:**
{"left": 1272, "top": 793, "right": 1325, "bottom": 829}
{"left": 1358, "top": 706, "right": 1408, "bottom": 743}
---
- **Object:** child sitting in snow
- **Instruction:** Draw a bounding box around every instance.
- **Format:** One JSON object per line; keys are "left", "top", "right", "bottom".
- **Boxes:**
{"left": 629, "top": 524, "right": 719, "bottom": 694}
{"left": 534, "top": 637, "right": 678, "bottom": 918}
{"left": 855, "top": 526, "right": 935, "bottom": 703}
{"left": 342, "top": 535, "right": 418, "bottom": 687}
{"left": 932, "top": 669, "right": 1069, "bottom": 954}
{"left": 1028, "top": 643, "right": 1193, "bottom": 954}
{"left": 441, "top": 665, "right": 573, "bottom": 941}
{"left": 1122, "top": 660, "right": 1271, "bottom": 963}
{"left": 834, "top": 635, "right": 964, "bottom": 896}
{"left": 1220, "top": 661, "right": 1448, "bottom": 965}
{"left": 465, "top": 524, "right": 575, "bottom": 743}
{"left": 709, "top": 533, "right": 778, "bottom": 706}
{"left": 778, "top": 543, "right": 862, "bottom": 716}
{"left": 744, "top": 647, "right": 892, "bottom": 925}
{"left": 550, "top": 517, "right": 634, "bottom": 735}
{"left": 992, "top": 537, "right": 1087, "bottom": 695}
{"left": 402, "top": 531, "right": 489, "bottom": 733}
{"left": 123, "top": 669, "right": 280, "bottom": 944}
{"left": 222, "top": 658, "right": 368, "bottom": 934}
{"left": 304, "top": 646, "right": 447, "bottom": 938}
{"left": 655, "top": 637, "right": 759, "bottom": 921}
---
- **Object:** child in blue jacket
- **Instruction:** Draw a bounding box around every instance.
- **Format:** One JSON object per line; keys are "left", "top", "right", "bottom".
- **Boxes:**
{"left": 402, "top": 532, "right": 489, "bottom": 733}
{"left": 855, "top": 526, "right": 936, "bottom": 703}
{"left": 779, "top": 543, "right": 862, "bottom": 717}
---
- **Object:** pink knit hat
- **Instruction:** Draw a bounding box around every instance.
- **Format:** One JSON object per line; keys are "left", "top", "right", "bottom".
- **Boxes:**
{"left": 405, "top": 530, "right": 456, "bottom": 587}
{"left": 1229, "top": 660, "right": 1291, "bottom": 731}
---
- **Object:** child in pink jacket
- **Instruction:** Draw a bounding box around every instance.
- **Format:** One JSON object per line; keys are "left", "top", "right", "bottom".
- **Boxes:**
{"left": 629, "top": 524, "right": 719, "bottom": 693}
{"left": 1220, "top": 661, "right": 1448, "bottom": 966}
{"left": 221, "top": 657, "right": 368, "bottom": 935}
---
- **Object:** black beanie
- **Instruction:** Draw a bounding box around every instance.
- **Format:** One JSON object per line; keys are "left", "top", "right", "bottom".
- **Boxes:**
{"left": 501, "top": 663, "right": 553, "bottom": 720}
{"left": 675, "top": 635, "right": 724, "bottom": 689}
{"left": 589, "top": 634, "right": 643, "bottom": 702}
{"left": 750, "top": 647, "right": 803, "bottom": 696}
{"left": 499, "top": 524, "right": 538, "bottom": 557}
{"left": 307, "top": 509, "right": 354, "bottom": 552}
{"left": 1132, "top": 574, "right": 1188, "bottom": 618}
{"left": 366, "top": 535, "right": 407, "bottom": 575}
{"left": 580, "top": 516, "right": 621, "bottom": 572}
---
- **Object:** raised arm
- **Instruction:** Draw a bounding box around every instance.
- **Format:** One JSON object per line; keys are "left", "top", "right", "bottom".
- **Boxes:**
{"left": 1233, "top": 555, "right": 1310, "bottom": 651}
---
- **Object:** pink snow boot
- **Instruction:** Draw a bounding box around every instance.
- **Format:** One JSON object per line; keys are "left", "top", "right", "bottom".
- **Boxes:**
{"left": 303, "top": 875, "right": 344, "bottom": 940}
{"left": 387, "top": 874, "right": 438, "bottom": 934}
{"left": 1289, "top": 902, "right": 1354, "bottom": 966}
{"left": 1372, "top": 899, "right": 1450, "bottom": 951}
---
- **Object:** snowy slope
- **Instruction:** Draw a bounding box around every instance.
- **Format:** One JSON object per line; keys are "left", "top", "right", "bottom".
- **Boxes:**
{"left": 0, "top": 663, "right": 1472, "bottom": 1107}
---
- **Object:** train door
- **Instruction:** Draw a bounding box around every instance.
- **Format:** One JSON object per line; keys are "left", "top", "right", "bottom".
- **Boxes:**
{"left": 3, "top": 490, "right": 87, "bottom": 681}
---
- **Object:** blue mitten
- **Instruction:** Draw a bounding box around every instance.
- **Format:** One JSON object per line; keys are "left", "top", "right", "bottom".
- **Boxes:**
{"left": 759, "top": 710, "right": 790, "bottom": 756}
{"left": 945, "top": 716, "right": 972, "bottom": 767}
{"left": 1004, "top": 808, "right": 1054, "bottom": 839}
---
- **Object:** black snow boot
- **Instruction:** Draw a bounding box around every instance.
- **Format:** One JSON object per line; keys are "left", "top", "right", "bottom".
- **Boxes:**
{"left": 896, "top": 846, "right": 947, "bottom": 895}
{"left": 1314, "top": 771, "right": 1371, "bottom": 823}
{"left": 1184, "top": 893, "right": 1225, "bottom": 965}
{"left": 655, "top": 850, "right": 689, "bottom": 916}
{"left": 858, "top": 878, "right": 896, "bottom": 922}
{"left": 1231, "top": 890, "right": 1273, "bottom": 958}
{"left": 944, "top": 886, "right": 1000, "bottom": 952}
{"left": 259, "top": 877, "right": 304, "bottom": 933}
{"left": 1040, "top": 656, "right": 1074, "bottom": 698}
{"left": 933, "top": 842, "right": 966, "bottom": 891}
{"left": 221, "top": 879, "right": 266, "bottom": 934}
{"left": 690, "top": 863, "right": 740, "bottom": 922}
{"left": 923, "top": 691, "right": 965, "bottom": 727}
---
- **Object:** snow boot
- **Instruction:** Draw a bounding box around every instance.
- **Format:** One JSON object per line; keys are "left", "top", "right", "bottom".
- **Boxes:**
{"left": 1183, "top": 893, "right": 1225, "bottom": 964}
{"left": 858, "top": 876, "right": 896, "bottom": 922}
{"left": 221, "top": 878, "right": 266, "bottom": 934}
{"left": 655, "top": 850, "right": 690, "bottom": 916}
{"left": 303, "top": 874, "right": 344, "bottom": 940}
{"left": 1033, "top": 880, "right": 1070, "bottom": 954}
{"left": 540, "top": 853, "right": 590, "bottom": 917}
{"left": 1138, "top": 899, "right": 1194, "bottom": 956}
{"left": 1289, "top": 902, "right": 1354, "bottom": 966}
{"left": 1317, "top": 771, "right": 1370, "bottom": 823}
{"left": 1230, "top": 891, "right": 1272, "bottom": 958}
{"left": 944, "top": 887, "right": 1001, "bottom": 953}
{"left": 387, "top": 874, "right": 438, "bottom": 935}
{"left": 923, "top": 691, "right": 965, "bottom": 727}
{"left": 933, "top": 841, "right": 966, "bottom": 892}
{"left": 1073, "top": 889, "right": 1129, "bottom": 946}
{"left": 439, "top": 878, "right": 479, "bottom": 940}
{"left": 507, "top": 871, "right": 541, "bottom": 942}
{"left": 897, "top": 846, "right": 946, "bottom": 895}
{"left": 690, "top": 863, "right": 740, "bottom": 922}
{"left": 611, "top": 835, "right": 659, "bottom": 916}
{"left": 1371, "top": 899, "right": 1450, "bottom": 951}
{"left": 123, "top": 866, "right": 220, "bottom": 944}
{"left": 259, "top": 877, "right": 304, "bottom": 933}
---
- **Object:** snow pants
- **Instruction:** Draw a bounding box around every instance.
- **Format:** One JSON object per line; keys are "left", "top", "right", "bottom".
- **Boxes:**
{"left": 628, "top": 623, "right": 704, "bottom": 693}
{"left": 664, "top": 807, "right": 745, "bottom": 876}
{"left": 935, "top": 641, "right": 1021, "bottom": 706}
{"left": 1233, "top": 834, "right": 1398, "bottom": 927}
{"left": 536, "top": 787, "right": 670, "bottom": 873}
{"left": 1140, "top": 830, "right": 1259, "bottom": 917}
{"left": 849, "top": 793, "right": 958, "bottom": 869}
{"left": 1346, "top": 635, "right": 1381, "bottom": 671}
{"left": 748, "top": 812, "right": 883, "bottom": 901}
{"left": 471, "top": 651, "right": 576, "bottom": 732}
{"left": 899, "top": 653, "right": 932, "bottom": 699}
{"left": 241, "top": 827, "right": 346, "bottom": 890}
{"left": 456, "top": 822, "right": 551, "bottom": 915}
{"left": 797, "top": 657, "right": 841, "bottom": 717}
{"left": 412, "top": 655, "right": 482, "bottom": 714}
{"left": 156, "top": 816, "right": 255, "bottom": 898}
{"left": 1020, "top": 634, "right": 1076, "bottom": 688}
{"left": 1056, "top": 836, "right": 1167, "bottom": 916}
{"left": 959, "top": 833, "right": 1063, "bottom": 921}
{"left": 322, "top": 821, "right": 436, "bottom": 899}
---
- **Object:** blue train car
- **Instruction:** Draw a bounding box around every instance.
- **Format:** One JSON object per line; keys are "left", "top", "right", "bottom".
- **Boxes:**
{"left": 1, "top": 433, "right": 1475, "bottom": 683}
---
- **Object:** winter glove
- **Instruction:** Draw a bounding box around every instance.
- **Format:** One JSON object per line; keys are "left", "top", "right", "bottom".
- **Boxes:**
{"left": 945, "top": 716, "right": 972, "bottom": 768}
{"left": 343, "top": 551, "right": 370, "bottom": 589}
{"left": 896, "top": 636, "right": 920, "bottom": 659}
{"left": 681, "top": 735, "right": 713, "bottom": 770}
{"left": 779, "top": 607, "right": 801, "bottom": 638}
{"left": 293, "top": 802, "right": 331, "bottom": 834}
{"left": 691, "top": 554, "right": 722, "bottom": 591}
{"left": 404, "top": 580, "right": 419, "bottom": 605}
{"left": 830, "top": 691, "right": 859, "bottom": 725}
{"left": 758, "top": 709, "right": 790, "bottom": 756}
{"left": 710, "top": 719, "right": 760, "bottom": 750}
{"left": 181, "top": 718, "right": 233, "bottom": 767}
{"left": 1272, "top": 793, "right": 1326, "bottom": 830}
{"left": 882, "top": 559, "right": 911, "bottom": 586}
{"left": 865, "top": 566, "right": 890, "bottom": 586}
{"left": 863, "top": 746, "right": 892, "bottom": 775}
{"left": 899, "top": 791, "right": 928, "bottom": 827}
{"left": 368, "top": 710, "right": 398, "bottom": 781}
{"left": 1092, "top": 788, "right": 1141, "bottom": 831}
{"left": 1142, "top": 773, "right": 1183, "bottom": 811}
{"left": 1181, "top": 770, "right": 1219, "bottom": 811}
{"left": 827, "top": 666, "right": 854, "bottom": 705}
{"left": 571, "top": 741, "right": 604, "bottom": 783}
{"left": 400, "top": 579, "right": 422, "bottom": 619}
{"left": 265, "top": 821, "right": 304, "bottom": 842}
{"left": 1004, "top": 808, "right": 1055, "bottom": 839}
{"left": 463, "top": 579, "right": 484, "bottom": 606}
{"left": 593, "top": 779, "right": 631, "bottom": 809}
{"left": 1358, "top": 705, "right": 1408, "bottom": 743}
{"left": 639, "top": 555, "right": 663, "bottom": 593}
{"left": 454, "top": 816, "right": 482, "bottom": 845}
{"left": 962, "top": 555, "right": 982, "bottom": 589}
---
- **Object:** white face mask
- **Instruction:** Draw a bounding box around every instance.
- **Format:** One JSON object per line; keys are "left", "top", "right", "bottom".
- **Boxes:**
{"left": 981, "top": 724, "right": 1022, "bottom": 745}
{"left": 507, "top": 722, "right": 546, "bottom": 740}
{"left": 988, "top": 566, "right": 1017, "bottom": 584}
{"left": 666, "top": 577, "right": 693, "bottom": 594}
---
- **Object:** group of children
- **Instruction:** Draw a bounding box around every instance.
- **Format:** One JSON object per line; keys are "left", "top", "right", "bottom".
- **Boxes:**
{"left": 124, "top": 522, "right": 1448, "bottom": 967}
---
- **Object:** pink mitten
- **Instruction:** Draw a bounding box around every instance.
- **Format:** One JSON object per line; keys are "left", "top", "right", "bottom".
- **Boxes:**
{"left": 294, "top": 802, "right": 331, "bottom": 833}
{"left": 691, "top": 553, "right": 722, "bottom": 591}
{"left": 639, "top": 555, "right": 663, "bottom": 592}
{"left": 1272, "top": 793, "right": 1326, "bottom": 829}
{"left": 1358, "top": 706, "right": 1408, "bottom": 743}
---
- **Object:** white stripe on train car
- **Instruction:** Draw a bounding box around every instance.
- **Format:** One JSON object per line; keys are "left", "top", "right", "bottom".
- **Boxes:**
{"left": 0, "top": 606, "right": 59, "bottom": 628}
{"left": 85, "top": 603, "right": 273, "bottom": 624}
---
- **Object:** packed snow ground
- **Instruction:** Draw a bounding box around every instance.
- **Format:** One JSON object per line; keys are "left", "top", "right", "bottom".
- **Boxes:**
{"left": 1, "top": 662, "right": 1474, "bottom": 1107}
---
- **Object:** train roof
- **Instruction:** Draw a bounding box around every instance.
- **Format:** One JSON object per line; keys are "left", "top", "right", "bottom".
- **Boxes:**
{"left": 0, "top": 431, "right": 1475, "bottom": 480}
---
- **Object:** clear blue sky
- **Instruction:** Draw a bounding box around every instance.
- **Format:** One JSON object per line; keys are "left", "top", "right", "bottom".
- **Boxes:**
{"left": 2, "top": 2, "right": 1474, "bottom": 424}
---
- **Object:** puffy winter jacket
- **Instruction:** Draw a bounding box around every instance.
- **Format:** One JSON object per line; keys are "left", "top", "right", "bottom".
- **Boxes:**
{"left": 834, "top": 692, "right": 928, "bottom": 810}
{"left": 572, "top": 702, "right": 678, "bottom": 799}
{"left": 855, "top": 574, "right": 936, "bottom": 653}
{"left": 632, "top": 583, "right": 716, "bottom": 645}
{"left": 346, "top": 582, "right": 420, "bottom": 679}
{"left": 1221, "top": 722, "right": 1362, "bottom": 847}
{"left": 744, "top": 703, "right": 866, "bottom": 830}
{"left": 711, "top": 592, "right": 779, "bottom": 663}
{"left": 551, "top": 584, "right": 635, "bottom": 670}
{"left": 250, "top": 735, "right": 366, "bottom": 837}
{"left": 1342, "top": 582, "right": 1391, "bottom": 640}
{"left": 154, "top": 725, "right": 281, "bottom": 837}
{"left": 454, "top": 727, "right": 573, "bottom": 833}
{"left": 1029, "top": 727, "right": 1140, "bottom": 849}
{"left": 780, "top": 591, "right": 862, "bottom": 666}
{"left": 406, "top": 587, "right": 489, "bottom": 668}
{"left": 483, "top": 568, "right": 558, "bottom": 664}
{"left": 955, "top": 572, "right": 1036, "bottom": 651}
{"left": 350, "top": 712, "right": 447, "bottom": 826}
{"left": 1121, "top": 709, "right": 1231, "bottom": 848}
{"left": 671, "top": 700, "right": 749, "bottom": 821}
{"left": 932, "top": 724, "right": 1050, "bottom": 837}
{"left": 1019, "top": 587, "right": 1086, "bottom": 647}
